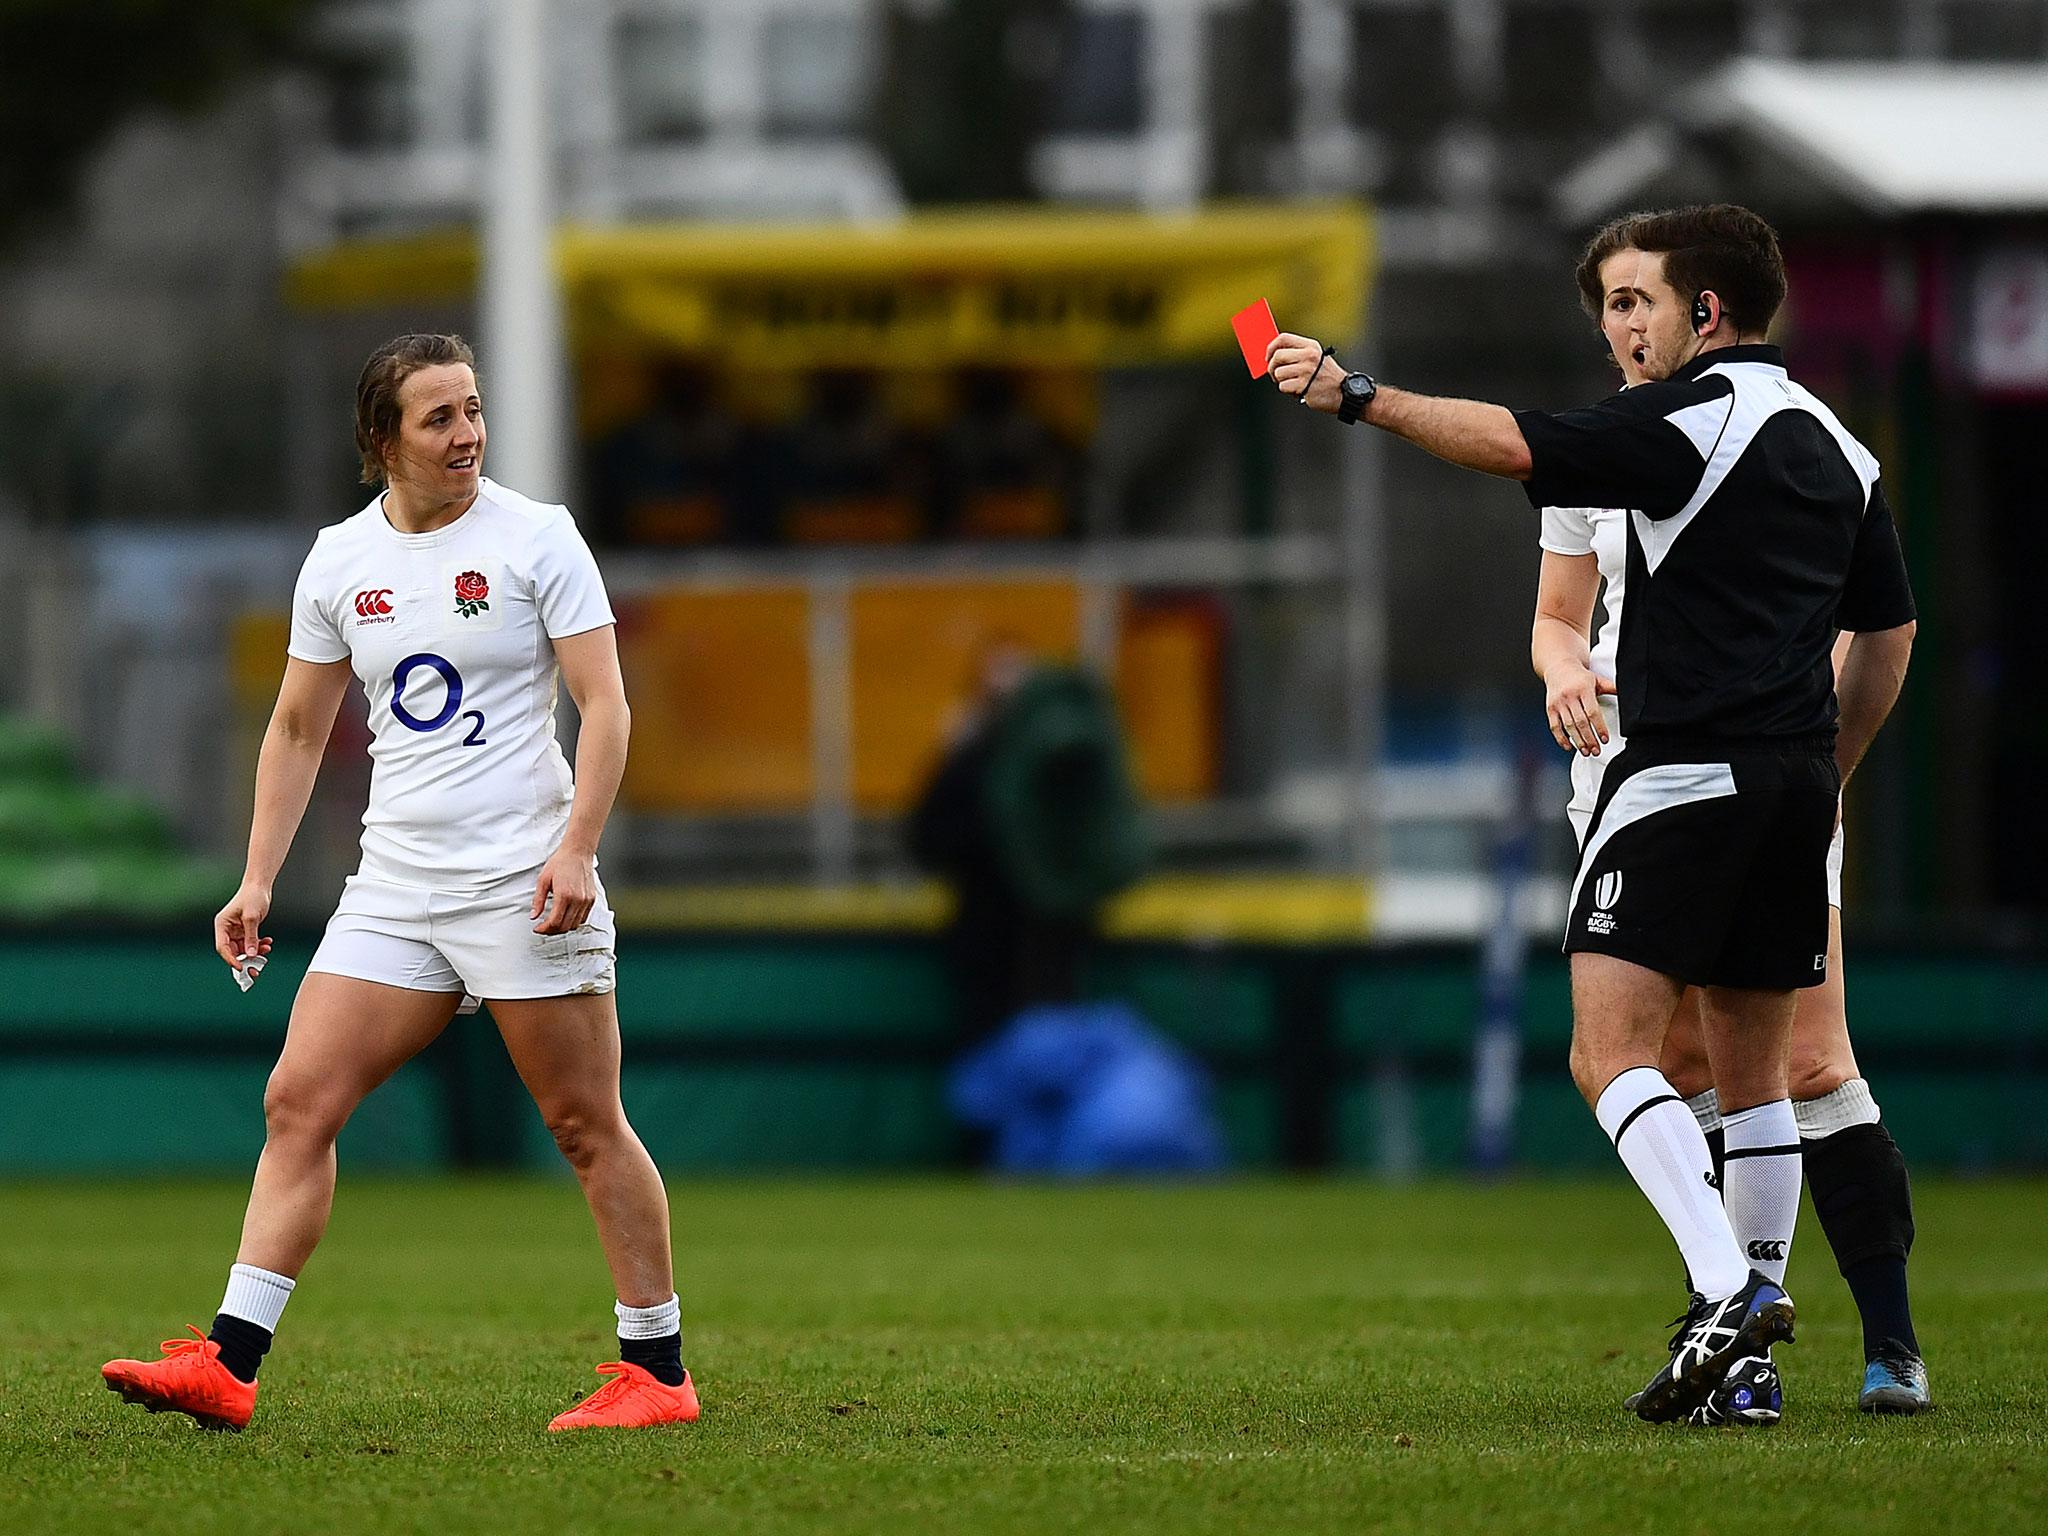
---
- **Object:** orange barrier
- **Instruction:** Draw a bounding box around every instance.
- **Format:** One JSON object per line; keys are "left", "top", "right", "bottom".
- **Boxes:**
{"left": 617, "top": 587, "right": 813, "bottom": 812}
{"left": 233, "top": 577, "right": 1219, "bottom": 817}
{"left": 848, "top": 580, "right": 1081, "bottom": 810}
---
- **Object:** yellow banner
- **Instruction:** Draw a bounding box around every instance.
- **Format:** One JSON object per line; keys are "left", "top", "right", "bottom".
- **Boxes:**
{"left": 288, "top": 204, "right": 1372, "bottom": 367}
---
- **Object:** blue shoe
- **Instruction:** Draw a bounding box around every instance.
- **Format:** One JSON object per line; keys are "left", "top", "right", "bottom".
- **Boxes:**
{"left": 1633, "top": 1271, "right": 1796, "bottom": 1424}
{"left": 1859, "top": 1341, "right": 1931, "bottom": 1414}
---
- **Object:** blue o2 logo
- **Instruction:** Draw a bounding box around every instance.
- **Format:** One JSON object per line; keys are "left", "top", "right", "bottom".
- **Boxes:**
{"left": 390, "top": 652, "right": 484, "bottom": 744}
{"left": 390, "top": 653, "right": 462, "bottom": 731}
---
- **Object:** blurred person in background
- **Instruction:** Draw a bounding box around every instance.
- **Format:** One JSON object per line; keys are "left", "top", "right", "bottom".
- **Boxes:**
{"left": 770, "top": 367, "right": 932, "bottom": 543}
{"left": 100, "top": 334, "right": 700, "bottom": 1435}
{"left": 1532, "top": 222, "right": 1928, "bottom": 1421}
{"left": 587, "top": 360, "right": 757, "bottom": 547}
{"left": 934, "top": 368, "right": 1081, "bottom": 540}
{"left": 910, "top": 640, "right": 1148, "bottom": 1046}
{"left": 1270, "top": 204, "right": 1917, "bottom": 1424}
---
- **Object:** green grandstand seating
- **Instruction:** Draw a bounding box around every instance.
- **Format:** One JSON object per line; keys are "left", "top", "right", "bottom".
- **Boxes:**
{"left": 0, "top": 851, "right": 234, "bottom": 922}
{"left": 0, "top": 783, "right": 175, "bottom": 855}
{"left": 0, "top": 716, "right": 73, "bottom": 785}
{"left": 0, "top": 716, "right": 224, "bottom": 920}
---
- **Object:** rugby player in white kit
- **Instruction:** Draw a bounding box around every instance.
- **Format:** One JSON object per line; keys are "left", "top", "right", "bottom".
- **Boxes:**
{"left": 1531, "top": 227, "right": 1927, "bottom": 1420}
{"left": 102, "top": 334, "right": 697, "bottom": 1433}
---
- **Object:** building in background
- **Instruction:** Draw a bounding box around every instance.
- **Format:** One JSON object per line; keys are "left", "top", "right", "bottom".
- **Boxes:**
{"left": 1, "top": 0, "right": 2044, "bottom": 929}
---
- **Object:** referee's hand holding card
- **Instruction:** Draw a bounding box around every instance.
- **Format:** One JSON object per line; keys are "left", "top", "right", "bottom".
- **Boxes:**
{"left": 1268, "top": 334, "right": 1343, "bottom": 413}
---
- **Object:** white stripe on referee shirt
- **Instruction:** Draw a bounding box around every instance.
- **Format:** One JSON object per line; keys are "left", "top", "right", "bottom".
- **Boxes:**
{"left": 1634, "top": 360, "right": 1867, "bottom": 576}
{"left": 1568, "top": 760, "right": 1739, "bottom": 923}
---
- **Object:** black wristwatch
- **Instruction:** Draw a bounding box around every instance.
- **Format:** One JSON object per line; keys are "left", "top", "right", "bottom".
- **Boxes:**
{"left": 1337, "top": 371, "right": 1378, "bottom": 425}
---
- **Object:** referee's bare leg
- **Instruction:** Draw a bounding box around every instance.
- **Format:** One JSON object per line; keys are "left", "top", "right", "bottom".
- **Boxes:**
{"left": 1569, "top": 954, "right": 1751, "bottom": 1303}
{"left": 1697, "top": 988, "right": 1797, "bottom": 1116}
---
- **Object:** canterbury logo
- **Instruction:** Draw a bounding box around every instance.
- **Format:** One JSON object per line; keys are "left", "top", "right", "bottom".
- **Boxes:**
{"left": 354, "top": 589, "right": 395, "bottom": 617}
{"left": 1594, "top": 871, "right": 1623, "bottom": 911}
{"left": 1746, "top": 1240, "right": 1787, "bottom": 1262}
{"left": 1703, "top": 1170, "right": 1720, "bottom": 1190}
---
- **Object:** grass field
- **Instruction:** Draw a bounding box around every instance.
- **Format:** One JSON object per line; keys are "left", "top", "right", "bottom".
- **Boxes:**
{"left": 2, "top": 1177, "right": 2042, "bottom": 1535}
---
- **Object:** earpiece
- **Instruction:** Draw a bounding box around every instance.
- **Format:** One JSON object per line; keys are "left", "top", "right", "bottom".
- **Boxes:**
{"left": 1692, "top": 292, "right": 1716, "bottom": 335}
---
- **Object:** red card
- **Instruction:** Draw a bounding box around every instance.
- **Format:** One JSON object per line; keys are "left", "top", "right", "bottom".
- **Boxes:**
{"left": 1231, "top": 299, "right": 1279, "bottom": 378}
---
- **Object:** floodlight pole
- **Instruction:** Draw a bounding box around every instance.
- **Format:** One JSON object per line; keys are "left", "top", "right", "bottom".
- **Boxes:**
{"left": 482, "top": 0, "right": 567, "bottom": 502}
{"left": 1341, "top": 314, "right": 1389, "bottom": 886}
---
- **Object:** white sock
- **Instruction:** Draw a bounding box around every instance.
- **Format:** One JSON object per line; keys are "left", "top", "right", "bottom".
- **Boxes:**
{"left": 1794, "top": 1077, "right": 1880, "bottom": 1139}
{"left": 1595, "top": 1067, "right": 1748, "bottom": 1300}
{"left": 1685, "top": 1089, "right": 1722, "bottom": 1135}
{"left": 615, "top": 1294, "right": 681, "bottom": 1341}
{"left": 1720, "top": 1098, "right": 1801, "bottom": 1287}
{"left": 219, "top": 1263, "right": 295, "bottom": 1333}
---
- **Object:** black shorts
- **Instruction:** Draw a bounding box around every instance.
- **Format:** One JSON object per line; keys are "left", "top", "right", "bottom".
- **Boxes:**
{"left": 1564, "top": 737, "right": 1840, "bottom": 990}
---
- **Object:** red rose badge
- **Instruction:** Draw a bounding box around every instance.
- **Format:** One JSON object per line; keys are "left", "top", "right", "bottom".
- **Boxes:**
{"left": 454, "top": 569, "right": 490, "bottom": 618}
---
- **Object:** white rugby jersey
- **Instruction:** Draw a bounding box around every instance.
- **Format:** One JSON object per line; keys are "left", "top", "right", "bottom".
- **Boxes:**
{"left": 1538, "top": 502, "right": 1628, "bottom": 686}
{"left": 287, "top": 478, "right": 616, "bottom": 891}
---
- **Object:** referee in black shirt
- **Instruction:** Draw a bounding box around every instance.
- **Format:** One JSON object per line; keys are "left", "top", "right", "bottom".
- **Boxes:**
{"left": 1270, "top": 205, "right": 1917, "bottom": 1423}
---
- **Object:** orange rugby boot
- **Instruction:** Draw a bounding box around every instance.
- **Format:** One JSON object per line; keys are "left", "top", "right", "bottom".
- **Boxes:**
{"left": 102, "top": 1327, "right": 259, "bottom": 1431}
{"left": 547, "top": 1362, "right": 700, "bottom": 1432}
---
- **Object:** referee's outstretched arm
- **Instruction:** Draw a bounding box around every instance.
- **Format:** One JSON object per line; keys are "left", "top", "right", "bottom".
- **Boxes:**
{"left": 1269, "top": 325, "right": 1759, "bottom": 523}
{"left": 1267, "top": 332, "right": 1534, "bottom": 480}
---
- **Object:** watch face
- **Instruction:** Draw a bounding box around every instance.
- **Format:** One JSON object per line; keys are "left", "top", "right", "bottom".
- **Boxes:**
{"left": 1343, "top": 374, "right": 1373, "bottom": 399}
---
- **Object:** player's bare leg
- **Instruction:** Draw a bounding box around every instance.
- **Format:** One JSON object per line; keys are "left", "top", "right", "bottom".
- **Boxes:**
{"left": 493, "top": 991, "right": 672, "bottom": 1303}
{"left": 492, "top": 991, "right": 698, "bottom": 1430}
{"left": 240, "top": 976, "right": 465, "bottom": 1274}
{"left": 103, "top": 976, "right": 461, "bottom": 1427}
{"left": 1786, "top": 911, "right": 1855, "bottom": 1100}
{"left": 1784, "top": 912, "right": 1930, "bottom": 1409}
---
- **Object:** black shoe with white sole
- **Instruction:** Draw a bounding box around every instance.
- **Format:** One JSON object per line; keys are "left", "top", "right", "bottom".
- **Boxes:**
{"left": 1694, "top": 1352, "right": 1782, "bottom": 1426}
{"left": 1632, "top": 1270, "right": 1796, "bottom": 1424}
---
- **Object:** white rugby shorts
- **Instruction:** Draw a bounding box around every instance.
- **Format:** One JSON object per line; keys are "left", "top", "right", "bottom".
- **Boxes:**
{"left": 1565, "top": 714, "right": 1845, "bottom": 910}
{"left": 306, "top": 867, "right": 617, "bottom": 1004}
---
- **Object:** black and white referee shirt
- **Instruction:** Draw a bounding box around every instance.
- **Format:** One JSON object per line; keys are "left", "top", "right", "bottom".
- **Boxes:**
{"left": 1514, "top": 345, "right": 1917, "bottom": 745}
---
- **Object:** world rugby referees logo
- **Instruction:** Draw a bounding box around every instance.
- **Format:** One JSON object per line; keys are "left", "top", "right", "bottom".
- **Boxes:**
{"left": 1586, "top": 871, "right": 1622, "bottom": 936}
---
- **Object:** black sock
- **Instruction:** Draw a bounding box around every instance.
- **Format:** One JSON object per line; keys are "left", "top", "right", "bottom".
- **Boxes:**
{"left": 208, "top": 1312, "right": 272, "bottom": 1383}
{"left": 1843, "top": 1255, "right": 1919, "bottom": 1359}
{"left": 620, "top": 1331, "right": 686, "bottom": 1387}
{"left": 1802, "top": 1119, "right": 1920, "bottom": 1361}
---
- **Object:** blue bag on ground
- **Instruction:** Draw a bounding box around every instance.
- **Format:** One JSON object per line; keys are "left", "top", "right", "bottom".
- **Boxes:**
{"left": 949, "top": 1002, "right": 1226, "bottom": 1176}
